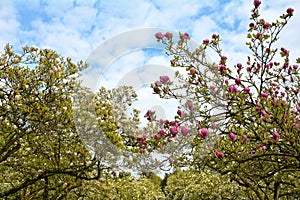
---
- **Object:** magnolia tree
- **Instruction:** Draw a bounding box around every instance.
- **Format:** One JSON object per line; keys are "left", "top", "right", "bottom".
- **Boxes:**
{"left": 0, "top": 45, "right": 110, "bottom": 199}
{"left": 164, "top": 169, "right": 252, "bottom": 200}
{"left": 130, "top": 1, "right": 299, "bottom": 199}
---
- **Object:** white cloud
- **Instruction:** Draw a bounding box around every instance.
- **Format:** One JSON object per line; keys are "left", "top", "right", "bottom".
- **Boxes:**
{"left": 0, "top": 1, "right": 20, "bottom": 48}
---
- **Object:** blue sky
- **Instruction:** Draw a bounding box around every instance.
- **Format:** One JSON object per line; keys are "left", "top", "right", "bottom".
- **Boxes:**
{"left": 1, "top": 0, "right": 300, "bottom": 121}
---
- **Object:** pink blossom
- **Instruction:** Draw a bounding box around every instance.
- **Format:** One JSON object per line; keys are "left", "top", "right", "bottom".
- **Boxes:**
{"left": 261, "top": 110, "right": 267, "bottom": 116}
{"left": 229, "top": 132, "right": 237, "bottom": 141}
{"left": 251, "top": 150, "right": 256, "bottom": 154}
{"left": 170, "top": 60, "right": 175, "bottom": 66}
{"left": 177, "top": 109, "right": 185, "bottom": 118}
{"left": 181, "top": 126, "right": 189, "bottom": 136}
{"left": 286, "top": 8, "right": 294, "bottom": 15}
{"left": 210, "top": 85, "right": 216, "bottom": 93}
{"left": 168, "top": 157, "right": 173, "bottom": 164}
{"left": 140, "top": 141, "right": 147, "bottom": 146}
{"left": 211, "top": 121, "right": 216, "bottom": 129}
{"left": 203, "top": 39, "right": 209, "bottom": 45}
{"left": 261, "top": 92, "right": 268, "bottom": 98}
{"left": 220, "top": 65, "right": 226, "bottom": 72}
{"left": 155, "top": 32, "right": 164, "bottom": 39}
{"left": 281, "top": 47, "right": 289, "bottom": 55}
{"left": 229, "top": 85, "right": 238, "bottom": 93}
{"left": 253, "top": 0, "right": 261, "bottom": 8}
{"left": 199, "top": 128, "right": 209, "bottom": 139}
{"left": 235, "top": 78, "right": 241, "bottom": 85}
{"left": 274, "top": 98, "right": 279, "bottom": 103}
{"left": 164, "top": 32, "right": 172, "bottom": 39}
{"left": 256, "top": 32, "right": 262, "bottom": 38}
{"left": 273, "top": 132, "right": 280, "bottom": 141}
{"left": 187, "top": 101, "right": 193, "bottom": 110}
{"left": 167, "top": 136, "right": 172, "bottom": 142}
{"left": 189, "top": 67, "right": 198, "bottom": 74}
{"left": 181, "top": 33, "right": 190, "bottom": 39}
{"left": 243, "top": 134, "right": 248, "bottom": 142}
{"left": 153, "top": 134, "right": 161, "bottom": 140}
{"left": 237, "top": 152, "right": 242, "bottom": 156}
{"left": 263, "top": 22, "right": 270, "bottom": 29}
{"left": 137, "top": 135, "right": 143, "bottom": 141}
{"left": 261, "top": 145, "right": 266, "bottom": 151}
{"left": 244, "top": 87, "right": 250, "bottom": 94}
{"left": 160, "top": 75, "right": 170, "bottom": 84}
{"left": 144, "top": 110, "right": 153, "bottom": 120}
{"left": 221, "top": 56, "right": 227, "bottom": 61}
{"left": 170, "top": 126, "right": 178, "bottom": 136}
{"left": 159, "top": 130, "right": 165, "bottom": 136}
{"left": 215, "top": 150, "right": 224, "bottom": 159}
{"left": 140, "top": 149, "right": 145, "bottom": 154}
{"left": 237, "top": 63, "right": 242, "bottom": 69}
{"left": 212, "top": 34, "right": 218, "bottom": 39}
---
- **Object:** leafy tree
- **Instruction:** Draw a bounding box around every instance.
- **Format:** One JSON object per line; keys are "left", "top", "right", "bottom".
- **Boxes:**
{"left": 140, "top": 1, "right": 300, "bottom": 199}
{"left": 0, "top": 45, "right": 105, "bottom": 199}
{"left": 164, "top": 169, "right": 252, "bottom": 200}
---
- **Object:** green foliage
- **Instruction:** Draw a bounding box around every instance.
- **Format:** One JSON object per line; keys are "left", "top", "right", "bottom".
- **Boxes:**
{"left": 0, "top": 44, "right": 102, "bottom": 199}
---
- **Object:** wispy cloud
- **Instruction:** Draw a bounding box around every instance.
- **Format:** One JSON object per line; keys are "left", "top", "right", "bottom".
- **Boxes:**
{"left": 1, "top": 0, "right": 299, "bottom": 119}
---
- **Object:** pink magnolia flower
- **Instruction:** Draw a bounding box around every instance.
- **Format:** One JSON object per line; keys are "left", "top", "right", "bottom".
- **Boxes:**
{"left": 215, "top": 150, "right": 224, "bottom": 159}
{"left": 220, "top": 65, "right": 226, "bottom": 72}
{"left": 187, "top": 101, "right": 193, "bottom": 110}
{"left": 164, "top": 32, "right": 172, "bottom": 39}
{"left": 229, "top": 132, "right": 237, "bottom": 141}
{"left": 211, "top": 121, "right": 216, "bottom": 129}
{"left": 244, "top": 87, "right": 250, "bottom": 94}
{"left": 181, "top": 126, "right": 189, "bottom": 136}
{"left": 273, "top": 132, "right": 280, "bottom": 141}
{"left": 170, "top": 60, "right": 175, "bottom": 66}
{"left": 261, "top": 92, "right": 268, "bottom": 98}
{"left": 235, "top": 78, "right": 241, "bottom": 85}
{"left": 261, "top": 110, "right": 267, "bottom": 116}
{"left": 153, "top": 134, "right": 160, "bottom": 140}
{"left": 140, "top": 149, "right": 145, "bottom": 154}
{"left": 251, "top": 150, "right": 256, "bottom": 154}
{"left": 168, "top": 157, "right": 173, "bottom": 164}
{"left": 183, "top": 33, "right": 190, "bottom": 39}
{"left": 212, "top": 34, "right": 218, "bottom": 39}
{"left": 159, "top": 130, "right": 165, "bottom": 136}
{"left": 137, "top": 135, "right": 143, "bottom": 141}
{"left": 167, "top": 136, "right": 172, "bottom": 142}
{"left": 189, "top": 67, "right": 198, "bottom": 74}
{"left": 229, "top": 85, "right": 238, "bottom": 93}
{"left": 253, "top": 0, "right": 261, "bottom": 8}
{"left": 144, "top": 110, "right": 153, "bottom": 120}
{"left": 237, "top": 152, "right": 242, "bottom": 156}
{"left": 243, "top": 134, "right": 248, "bottom": 142}
{"left": 139, "top": 141, "right": 147, "bottom": 146}
{"left": 203, "top": 39, "right": 209, "bottom": 45}
{"left": 170, "top": 126, "right": 178, "bottom": 136}
{"left": 199, "top": 128, "right": 209, "bottom": 139}
{"left": 263, "top": 22, "right": 270, "bottom": 29}
{"left": 281, "top": 47, "right": 289, "bottom": 55}
{"left": 237, "top": 63, "right": 242, "bottom": 69}
{"left": 155, "top": 32, "right": 164, "bottom": 39}
{"left": 210, "top": 85, "right": 216, "bottom": 94}
{"left": 160, "top": 75, "right": 170, "bottom": 84}
{"left": 261, "top": 145, "right": 266, "bottom": 151}
{"left": 177, "top": 109, "right": 185, "bottom": 118}
{"left": 286, "top": 8, "right": 294, "bottom": 15}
